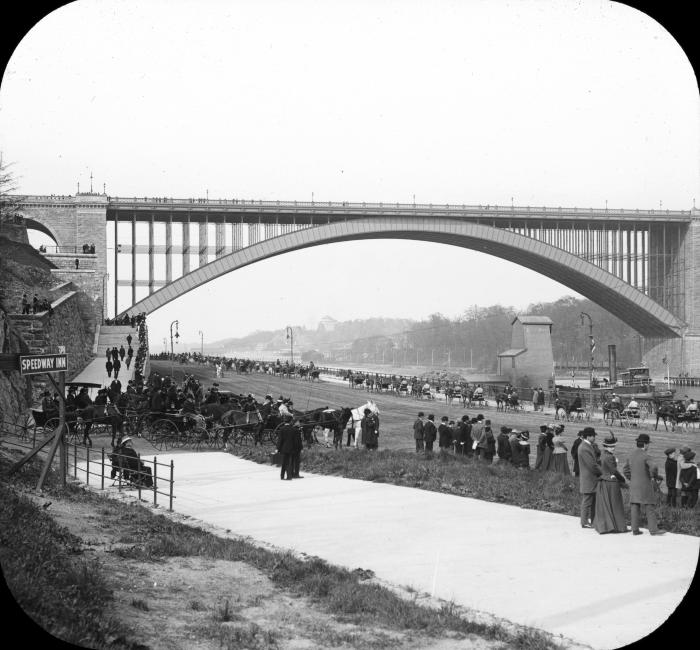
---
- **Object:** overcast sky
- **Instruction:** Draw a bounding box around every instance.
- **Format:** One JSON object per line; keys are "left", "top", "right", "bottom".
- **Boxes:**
{"left": 1, "top": 1, "right": 698, "bottom": 348}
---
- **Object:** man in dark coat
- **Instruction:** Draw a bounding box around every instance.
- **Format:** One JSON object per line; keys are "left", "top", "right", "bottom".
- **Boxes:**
{"left": 113, "top": 357, "right": 121, "bottom": 379}
{"left": 361, "top": 409, "right": 379, "bottom": 450}
{"left": 454, "top": 415, "right": 472, "bottom": 455}
{"left": 664, "top": 447, "right": 679, "bottom": 507}
{"left": 276, "top": 415, "right": 297, "bottom": 480}
{"left": 438, "top": 416, "right": 452, "bottom": 452}
{"left": 290, "top": 418, "right": 304, "bottom": 478}
{"left": 127, "top": 333, "right": 133, "bottom": 347}
{"left": 106, "top": 358, "right": 113, "bottom": 378}
{"left": 423, "top": 414, "right": 437, "bottom": 458}
{"left": 111, "top": 346, "right": 119, "bottom": 362}
{"left": 413, "top": 412, "right": 425, "bottom": 453}
{"left": 578, "top": 427, "right": 602, "bottom": 528}
{"left": 119, "top": 345, "right": 126, "bottom": 361}
{"left": 571, "top": 430, "right": 585, "bottom": 476}
{"left": 623, "top": 433, "right": 665, "bottom": 535}
{"left": 496, "top": 426, "right": 512, "bottom": 464}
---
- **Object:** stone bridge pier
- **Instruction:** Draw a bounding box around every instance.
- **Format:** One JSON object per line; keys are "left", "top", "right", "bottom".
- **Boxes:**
{"left": 18, "top": 193, "right": 109, "bottom": 321}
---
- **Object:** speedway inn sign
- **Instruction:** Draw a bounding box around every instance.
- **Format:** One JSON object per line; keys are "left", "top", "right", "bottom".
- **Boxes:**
{"left": 19, "top": 353, "right": 68, "bottom": 375}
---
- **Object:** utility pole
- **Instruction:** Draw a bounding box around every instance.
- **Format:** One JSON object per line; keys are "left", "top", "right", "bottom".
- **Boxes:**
{"left": 198, "top": 330, "right": 204, "bottom": 357}
{"left": 580, "top": 312, "right": 594, "bottom": 417}
{"left": 286, "top": 326, "right": 294, "bottom": 364}
{"left": 170, "top": 320, "right": 179, "bottom": 376}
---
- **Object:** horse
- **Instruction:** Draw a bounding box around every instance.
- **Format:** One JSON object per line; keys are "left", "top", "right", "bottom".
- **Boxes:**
{"left": 554, "top": 399, "right": 569, "bottom": 421}
{"left": 347, "top": 400, "right": 380, "bottom": 448}
{"left": 654, "top": 400, "right": 679, "bottom": 432}
{"left": 72, "top": 404, "right": 124, "bottom": 446}
{"left": 308, "top": 407, "right": 353, "bottom": 448}
{"left": 495, "top": 392, "right": 507, "bottom": 412}
{"left": 504, "top": 393, "right": 521, "bottom": 412}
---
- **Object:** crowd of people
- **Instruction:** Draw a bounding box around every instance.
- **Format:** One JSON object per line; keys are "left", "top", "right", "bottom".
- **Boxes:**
{"left": 103, "top": 312, "right": 147, "bottom": 328}
{"left": 20, "top": 293, "right": 54, "bottom": 316}
{"left": 410, "top": 410, "right": 699, "bottom": 529}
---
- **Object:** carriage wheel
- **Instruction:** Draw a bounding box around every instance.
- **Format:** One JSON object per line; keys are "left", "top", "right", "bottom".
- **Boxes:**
{"left": 209, "top": 425, "right": 225, "bottom": 449}
{"left": 45, "top": 418, "right": 70, "bottom": 440}
{"left": 191, "top": 426, "right": 210, "bottom": 450}
{"left": 151, "top": 419, "right": 177, "bottom": 450}
{"left": 14, "top": 412, "right": 35, "bottom": 441}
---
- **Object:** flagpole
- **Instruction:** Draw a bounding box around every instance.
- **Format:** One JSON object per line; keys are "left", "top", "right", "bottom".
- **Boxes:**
{"left": 580, "top": 312, "right": 594, "bottom": 420}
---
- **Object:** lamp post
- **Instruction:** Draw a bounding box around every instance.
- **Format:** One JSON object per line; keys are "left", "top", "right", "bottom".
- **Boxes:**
{"left": 580, "top": 312, "right": 594, "bottom": 417}
{"left": 285, "top": 326, "right": 294, "bottom": 365}
{"left": 162, "top": 337, "right": 167, "bottom": 354}
{"left": 169, "top": 320, "right": 179, "bottom": 377}
{"left": 198, "top": 330, "right": 204, "bottom": 358}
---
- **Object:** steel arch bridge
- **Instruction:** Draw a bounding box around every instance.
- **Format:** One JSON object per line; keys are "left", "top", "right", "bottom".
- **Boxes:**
{"left": 15, "top": 194, "right": 700, "bottom": 369}
{"left": 121, "top": 215, "right": 684, "bottom": 338}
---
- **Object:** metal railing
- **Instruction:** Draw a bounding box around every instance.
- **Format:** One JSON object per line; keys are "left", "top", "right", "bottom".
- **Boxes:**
{"left": 0, "top": 420, "right": 175, "bottom": 511}
{"left": 39, "top": 245, "right": 97, "bottom": 255}
{"left": 71, "top": 444, "right": 174, "bottom": 511}
{"left": 103, "top": 195, "right": 693, "bottom": 217}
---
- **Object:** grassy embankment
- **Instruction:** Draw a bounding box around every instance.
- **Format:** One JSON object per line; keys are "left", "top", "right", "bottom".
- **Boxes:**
{"left": 0, "top": 451, "right": 564, "bottom": 650}
{"left": 234, "top": 445, "right": 700, "bottom": 537}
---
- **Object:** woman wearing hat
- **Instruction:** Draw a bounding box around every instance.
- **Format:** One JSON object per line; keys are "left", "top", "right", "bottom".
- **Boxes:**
{"left": 534, "top": 424, "right": 548, "bottom": 470}
{"left": 540, "top": 425, "right": 556, "bottom": 472}
{"left": 551, "top": 426, "right": 571, "bottom": 475}
{"left": 677, "top": 450, "right": 698, "bottom": 508}
{"left": 594, "top": 434, "right": 628, "bottom": 534}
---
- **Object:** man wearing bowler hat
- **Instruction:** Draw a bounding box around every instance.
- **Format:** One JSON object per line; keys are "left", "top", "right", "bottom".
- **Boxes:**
{"left": 577, "top": 427, "right": 602, "bottom": 528}
{"left": 623, "top": 433, "right": 666, "bottom": 535}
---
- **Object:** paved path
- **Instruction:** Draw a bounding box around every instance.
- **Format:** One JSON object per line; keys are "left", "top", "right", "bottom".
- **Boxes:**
{"left": 104, "top": 452, "right": 698, "bottom": 650}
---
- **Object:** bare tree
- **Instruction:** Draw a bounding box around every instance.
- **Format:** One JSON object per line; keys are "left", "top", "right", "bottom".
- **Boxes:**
{"left": 0, "top": 152, "right": 22, "bottom": 225}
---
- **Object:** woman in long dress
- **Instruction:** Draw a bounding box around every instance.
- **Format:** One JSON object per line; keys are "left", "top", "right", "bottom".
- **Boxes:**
{"left": 534, "top": 424, "right": 548, "bottom": 470}
{"left": 594, "top": 434, "right": 629, "bottom": 534}
{"left": 540, "top": 425, "right": 556, "bottom": 471}
{"left": 551, "top": 427, "right": 571, "bottom": 475}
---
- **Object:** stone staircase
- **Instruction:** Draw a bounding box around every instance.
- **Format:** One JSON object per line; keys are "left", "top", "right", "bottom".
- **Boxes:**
{"left": 71, "top": 325, "right": 142, "bottom": 387}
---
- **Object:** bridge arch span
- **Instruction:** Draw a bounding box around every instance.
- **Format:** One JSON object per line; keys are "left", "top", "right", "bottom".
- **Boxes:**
{"left": 122, "top": 217, "right": 682, "bottom": 338}
{"left": 22, "top": 216, "right": 61, "bottom": 244}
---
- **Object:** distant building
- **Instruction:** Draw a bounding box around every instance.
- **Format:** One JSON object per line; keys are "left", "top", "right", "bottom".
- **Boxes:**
{"left": 498, "top": 315, "right": 554, "bottom": 389}
{"left": 318, "top": 315, "right": 338, "bottom": 332}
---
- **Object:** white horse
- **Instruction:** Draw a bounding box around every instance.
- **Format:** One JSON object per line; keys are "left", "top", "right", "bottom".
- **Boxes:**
{"left": 348, "top": 399, "right": 380, "bottom": 448}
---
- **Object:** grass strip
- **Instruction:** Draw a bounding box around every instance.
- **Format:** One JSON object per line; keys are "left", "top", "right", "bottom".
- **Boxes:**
{"left": 233, "top": 445, "right": 700, "bottom": 536}
{"left": 1, "top": 451, "right": 563, "bottom": 649}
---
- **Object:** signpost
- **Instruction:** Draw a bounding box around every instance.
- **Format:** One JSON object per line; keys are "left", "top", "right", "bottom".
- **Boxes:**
{"left": 19, "top": 353, "right": 67, "bottom": 375}
{"left": 8, "top": 352, "right": 68, "bottom": 490}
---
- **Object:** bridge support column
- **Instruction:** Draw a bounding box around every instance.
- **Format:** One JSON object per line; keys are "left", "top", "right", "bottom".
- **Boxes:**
{"left": 183, "top": 220, "right": 190, "bottom": 274}
{"left": 199, "top": 220, "right": 208, "bottom": 267}
{"left": 148, "top": 217, "right": 154, "bottom": 294}
{"left": 166, "top": 217, "right": 172, "bottom": 283}
{"left": 643, "top": 211, "right": 700, "bottom": 377}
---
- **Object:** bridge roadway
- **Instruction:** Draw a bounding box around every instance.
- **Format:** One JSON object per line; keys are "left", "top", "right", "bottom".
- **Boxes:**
{"left": 94, "top": 361, "right": 697, "bottom": 649}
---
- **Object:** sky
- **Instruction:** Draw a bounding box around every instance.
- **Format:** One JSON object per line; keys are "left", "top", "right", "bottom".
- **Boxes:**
{"left": 1, "top": 1, "right": 698, "bottom": 349}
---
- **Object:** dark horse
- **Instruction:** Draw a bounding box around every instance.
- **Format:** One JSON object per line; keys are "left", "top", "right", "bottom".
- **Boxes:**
{"left": 312, "top": 407, "right": 353, "bottom": 448}
{"left": 654, "top": 400, "right": 680, "bottom": 431}
{"left": 66, "top": 404, "right": 124, "bottom": 446}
